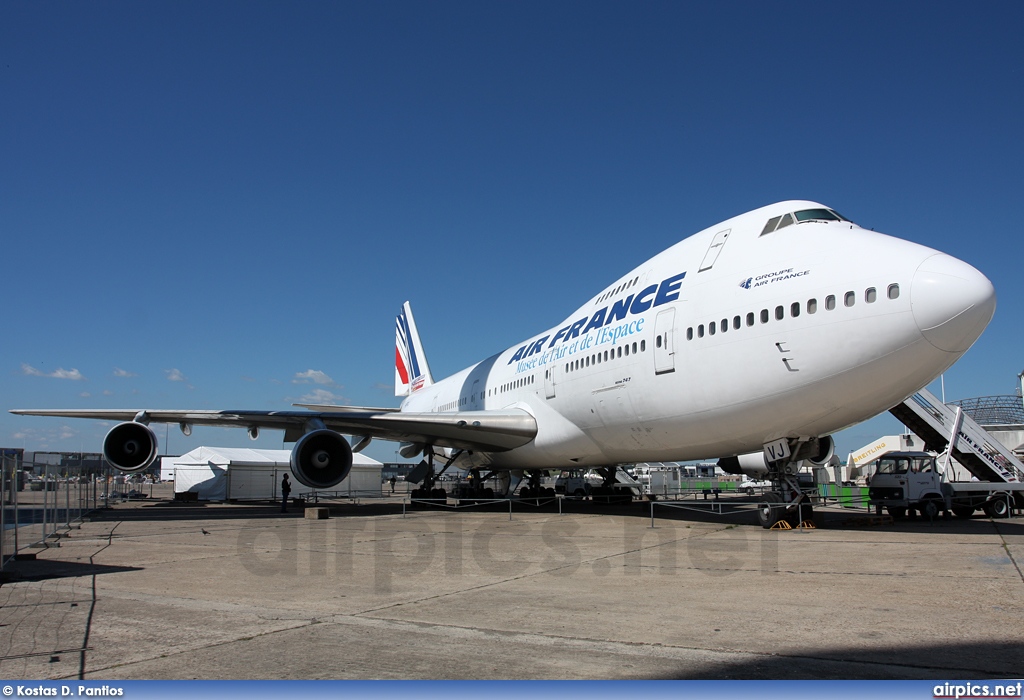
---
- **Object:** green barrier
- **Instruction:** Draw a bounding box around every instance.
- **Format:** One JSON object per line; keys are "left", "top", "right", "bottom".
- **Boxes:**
{"left": 818, "top": 483, "right": 869, "bottom": 508}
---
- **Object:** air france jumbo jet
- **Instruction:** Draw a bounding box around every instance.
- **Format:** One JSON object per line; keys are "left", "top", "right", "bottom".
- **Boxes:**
{"left": 13, "top": 201, "right": 996, "bottom": 526}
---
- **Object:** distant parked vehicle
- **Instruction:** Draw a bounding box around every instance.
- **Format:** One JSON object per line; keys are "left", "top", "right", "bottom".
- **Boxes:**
{"left": 738, "top": 477, "right": 771, "bottom": 495}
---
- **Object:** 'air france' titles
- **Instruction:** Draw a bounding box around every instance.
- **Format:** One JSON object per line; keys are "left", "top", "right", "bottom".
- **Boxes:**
{"left": 507, "top": 272, "right": 685, "bottom": 365}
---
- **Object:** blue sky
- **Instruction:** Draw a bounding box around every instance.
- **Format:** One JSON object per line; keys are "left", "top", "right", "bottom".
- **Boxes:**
{"left": 2, "top": 1, "right": 1022, "bottom": 464}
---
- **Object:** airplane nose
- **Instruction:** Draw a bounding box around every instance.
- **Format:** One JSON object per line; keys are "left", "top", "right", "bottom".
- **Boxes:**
{"left": 911, "top": 253, "right": 996, "bottom": 353}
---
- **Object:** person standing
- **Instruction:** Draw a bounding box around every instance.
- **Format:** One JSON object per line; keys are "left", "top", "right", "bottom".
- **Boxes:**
{"left": 281, "top": 473, "right": 291, "bottom": 513}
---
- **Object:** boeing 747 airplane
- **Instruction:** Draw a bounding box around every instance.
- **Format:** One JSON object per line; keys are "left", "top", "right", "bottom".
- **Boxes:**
{"left": 13, "top": 201, "right": 996, "bottom": 526}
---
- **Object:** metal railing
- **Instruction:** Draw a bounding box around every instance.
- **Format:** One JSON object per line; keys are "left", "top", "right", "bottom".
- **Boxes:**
{"left": 1, "top": 454, "right": 111, "bottom": 568}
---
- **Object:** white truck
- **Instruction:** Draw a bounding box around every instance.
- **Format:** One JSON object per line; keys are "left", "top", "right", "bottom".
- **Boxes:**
{"left": 867, "top": 451, "right": 1024, "bottom": 519}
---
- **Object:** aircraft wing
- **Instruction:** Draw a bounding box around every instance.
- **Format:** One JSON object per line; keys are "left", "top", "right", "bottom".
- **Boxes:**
{"left": 9, "top": 407, "right": 537, "bottom": 452}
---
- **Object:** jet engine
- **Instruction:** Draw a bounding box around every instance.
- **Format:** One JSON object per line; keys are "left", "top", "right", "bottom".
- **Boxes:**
{"left": 801, "top": 435, "right": 835, "bottom": 467}
{"left": 717, "top": 435, "right": 835, "bottom": 477}
{"left": 717, "top": 452, "right": 769, "bottom": 478}
{"left": 290, "top": 429, "right": 353, "bottom": 489}
{"left": 103, "top": 422, "right": 159, "bottom": 473}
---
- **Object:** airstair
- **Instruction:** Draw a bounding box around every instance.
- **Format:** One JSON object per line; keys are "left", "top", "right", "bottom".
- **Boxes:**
{"left": 889, "top": 388, "right": 1024, "bottom": 483}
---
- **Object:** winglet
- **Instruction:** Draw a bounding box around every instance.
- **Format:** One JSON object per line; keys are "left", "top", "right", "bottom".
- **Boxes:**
{"left": 395, "top": 301, "right": 433, "bottom": 396}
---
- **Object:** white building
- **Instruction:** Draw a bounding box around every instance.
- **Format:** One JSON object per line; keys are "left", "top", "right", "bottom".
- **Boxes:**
{"left": 160, "top": 446, "right": 383, "bottom": 501}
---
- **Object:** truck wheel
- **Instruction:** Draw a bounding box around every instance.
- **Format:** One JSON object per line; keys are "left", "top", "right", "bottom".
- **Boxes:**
{"left": 920, "top": 498, "right": 941, "bottom": 520}
{"left": 952, "top": 506, "right": 975, "bottom": 519}
{"left": 757, "top": 492, "right": 782, "bottom": 529}
{"left": 572, "top": 489, "right": 586, "bottom": 500}
{"left": 984, "top": 497, "right": 1010, "bottom": 518}
{"left": 886, "top": 506, "right": 907, "bottom": 519}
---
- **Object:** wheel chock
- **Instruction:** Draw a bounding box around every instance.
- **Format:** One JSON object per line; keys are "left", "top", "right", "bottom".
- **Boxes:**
{"left": 770, "top": 520, "right": 792, "bottom": 530}
{"left": 796, "top": 520, "right": 817, "bottom": 529}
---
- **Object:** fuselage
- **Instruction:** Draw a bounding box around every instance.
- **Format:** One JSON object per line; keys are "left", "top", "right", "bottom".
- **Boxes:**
{"left": 402, "top": 201, "right": 996, "bottom": 469}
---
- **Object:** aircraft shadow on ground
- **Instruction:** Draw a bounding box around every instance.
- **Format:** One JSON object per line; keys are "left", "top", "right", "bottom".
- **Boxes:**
{"left": 79, "top": 499, "right": 1024, "bottom": 537}
{"left": 2, "top": 558, "right": 142, "bottom": 583}
{"left": 656, "top": 639, "right": 1024, "bottom": 679}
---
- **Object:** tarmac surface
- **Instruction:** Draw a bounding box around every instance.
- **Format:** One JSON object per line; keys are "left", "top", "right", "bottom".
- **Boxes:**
{"left": 2, "top": 493, "right": 1023, "bottom": 680}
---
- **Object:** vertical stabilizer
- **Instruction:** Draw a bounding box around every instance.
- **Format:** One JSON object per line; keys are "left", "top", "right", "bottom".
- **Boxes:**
{"left": 395, "top": 302, "right": 434, "bottom": 396}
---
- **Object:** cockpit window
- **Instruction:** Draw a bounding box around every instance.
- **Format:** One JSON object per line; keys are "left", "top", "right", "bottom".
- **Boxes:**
{"left": 794, "top": 208, "right": 841, "bottom": 222}
{"left": 761, "top": 208, "right": 851, "bottom": 236}
{"left": 760, "top": 216, "right": 781, "bottom": 236}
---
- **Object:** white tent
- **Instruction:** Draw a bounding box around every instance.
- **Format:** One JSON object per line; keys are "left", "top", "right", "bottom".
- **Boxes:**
{"left": 162, "top": 446, "right": 383, "bottom": 501}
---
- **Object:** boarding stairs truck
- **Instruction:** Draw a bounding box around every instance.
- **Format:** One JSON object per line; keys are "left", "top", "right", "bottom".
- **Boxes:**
{"left": 871, "top": 388, "right": 1024, "bottom": 518}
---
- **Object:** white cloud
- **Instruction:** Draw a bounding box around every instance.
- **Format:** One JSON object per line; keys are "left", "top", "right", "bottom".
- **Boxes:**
{"left": 165, "top": 369, "right": 187, "bottom": 382}
{"left": 299, "top": 389, "right": 341, "bottom": 404}
{"left": 113, "top": 367, "right": 137, "bottom": 378}
{"left": 59, "top": 426, "right": 76, "bottom": 440}
{"left": 21, "top": 363, "right": 86, "bottom": 380}
{"left": 103, "top": 390, "right": 114, "bottom": 396}
{"left": 292, "top": 369, "right": 338, "bottom": 387}
{"left": 80, "top": 392, "right": 91, "bottom": 398}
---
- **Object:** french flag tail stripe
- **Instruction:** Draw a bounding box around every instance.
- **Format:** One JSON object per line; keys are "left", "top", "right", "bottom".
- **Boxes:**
{"left": 395, "top": 302, "right": 433, "bottom": 397}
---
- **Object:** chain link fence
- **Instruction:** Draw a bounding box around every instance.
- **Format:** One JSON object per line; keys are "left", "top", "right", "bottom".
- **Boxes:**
{"left": 1, "top": 452, "right": 112, "bottom": 570}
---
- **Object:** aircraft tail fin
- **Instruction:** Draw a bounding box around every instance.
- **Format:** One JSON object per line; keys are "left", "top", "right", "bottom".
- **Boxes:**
{"left": 395, "top": 301, "right": 434, "bottom": 396}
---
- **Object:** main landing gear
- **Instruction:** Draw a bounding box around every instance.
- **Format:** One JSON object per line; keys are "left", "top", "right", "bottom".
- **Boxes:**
{"left": 755, "top": 438, "right": 829, "bottom": 529}
{"left": 410, "top": 449, "right": 462, "bottom": 502}
{"left": 518, "top": 470, "right": 555, "bottom": 500}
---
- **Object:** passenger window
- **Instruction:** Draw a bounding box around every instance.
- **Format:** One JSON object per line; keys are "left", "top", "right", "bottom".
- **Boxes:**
{"left": 686, "top": 328, "right": 692, "bottom": 341}
{"left": 760, "top": 309, "right": 769, "bottom": 324}
{"left": 865, "top": 287, "right": 876, "bottom": 303}
{"left": 632, "top": 342, "right": 637, "bottom": 354}
{"left": 825, "top": 295, "right": 836, "bottom": 310}
{"left": 733, "top": 315, "right": 740, "bottom": 330}
{"left": 721, "top": 318, "right": 728, "bottom": 333}
{"left": 888, "top": 283, "right": 900, "bottom": 300}
{"left": 624, "top": 344, "right": 630, "bottom": 356}
{"left": 791, "top": 302, "right": 800, "bottom": 318}
{"left": 746, "top": 312, "right": 754, "bottom": 327}
{"left": 617, "top": 347, "right": 622, "bottom": 358}
{"left": 640, "top": 340, "right": 645, "bottom": 352}
{"left": 657, "top": 335, "right": 663, "bottom": 348}
{"left": 709, "top": 321, "right": 716, "bottom": 335}
{"left": 807, "top": 298, "right": 817, "bottom": 314}
{"left": 845, "top": 291, "right": 855, "bottom": 307}
{"left": 775, "top": 305, "right": 784, "bottom": 321}
{"left": 698, "top": 324, "right": 705, "bottom": 338}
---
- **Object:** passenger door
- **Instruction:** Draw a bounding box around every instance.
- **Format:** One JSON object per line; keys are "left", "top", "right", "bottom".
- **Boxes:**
{"left": 654, "top": 308, "right": 676, "bottom": 374}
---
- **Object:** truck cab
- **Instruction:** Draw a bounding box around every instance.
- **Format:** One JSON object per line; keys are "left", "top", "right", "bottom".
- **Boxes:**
{"left": 868, "top": 452, "right": 941, "bottom": 516}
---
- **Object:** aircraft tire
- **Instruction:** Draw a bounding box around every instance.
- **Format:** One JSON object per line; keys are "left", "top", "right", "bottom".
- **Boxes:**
{"left": 757, "top": 492, "right": 782, "bottom": 529}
